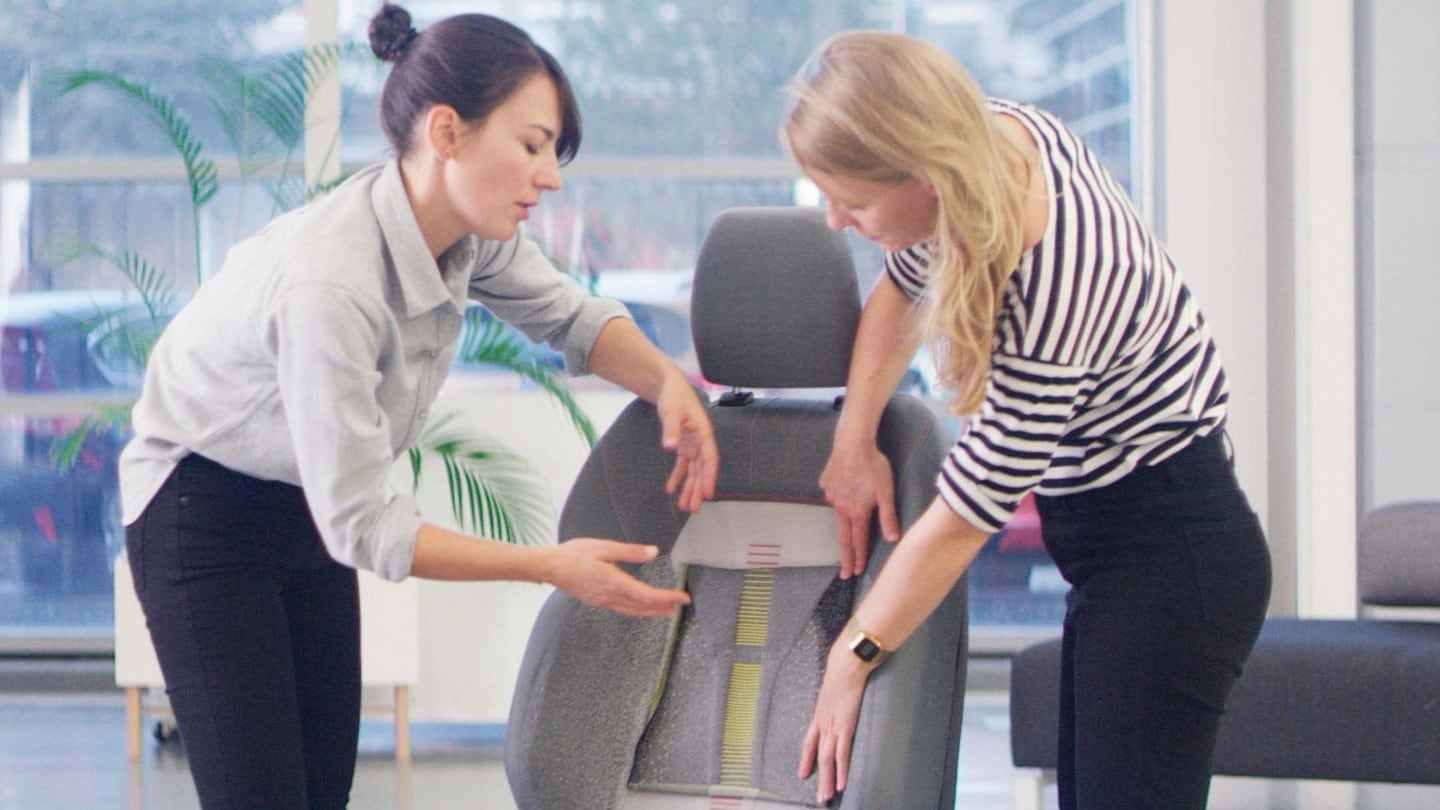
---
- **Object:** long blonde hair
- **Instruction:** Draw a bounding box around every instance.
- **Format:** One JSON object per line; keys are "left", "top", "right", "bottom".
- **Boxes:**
{"left": 780, "top": 31, "right": 1027, "bottom": 414}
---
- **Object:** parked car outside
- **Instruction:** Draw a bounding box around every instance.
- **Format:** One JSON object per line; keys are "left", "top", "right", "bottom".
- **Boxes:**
{"left": 1, "top": 289, "right": 141, "bottom": 596}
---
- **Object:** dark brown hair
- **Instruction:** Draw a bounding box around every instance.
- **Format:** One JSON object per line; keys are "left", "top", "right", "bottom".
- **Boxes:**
{"left": 368, "top": 3, "right": 581, "bottom": 162}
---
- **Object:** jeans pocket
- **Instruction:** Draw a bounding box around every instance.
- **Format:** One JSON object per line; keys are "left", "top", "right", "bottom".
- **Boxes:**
{"left": 172, "top": 459, "right": 257, "bottom": 572}
{"left": 1183, "top": 511, "right": 1272, "bottom": 645}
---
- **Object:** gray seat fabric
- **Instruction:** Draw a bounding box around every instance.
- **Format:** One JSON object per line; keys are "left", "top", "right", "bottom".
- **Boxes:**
{"left": 1009, "top": 500, "right": 1440, "bottom": 786}
{"left": 505, "top": 207, "right": 967, "bottom": 809}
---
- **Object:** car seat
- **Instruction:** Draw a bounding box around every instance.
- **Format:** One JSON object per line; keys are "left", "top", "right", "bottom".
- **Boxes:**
{"left": 504, "top": 206, "right": 968, "bottom": 809}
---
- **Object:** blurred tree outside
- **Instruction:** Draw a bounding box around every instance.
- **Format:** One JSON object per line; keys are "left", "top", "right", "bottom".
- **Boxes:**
{"left": 523, "top": 0, "right": 888, "bottom": 273}
{"left": 554, "top": 0, "right": 889, "bottom": 157}
{"left": 0, "top": 1, "right": 307, "bottom": 292}
{"left": 0, "top": 0, "right": 290, "bottom": 158}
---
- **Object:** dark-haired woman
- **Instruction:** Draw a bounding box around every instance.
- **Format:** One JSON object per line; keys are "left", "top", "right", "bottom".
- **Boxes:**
{"left": 119, "top": 5, "right": 715, "bottom": 807}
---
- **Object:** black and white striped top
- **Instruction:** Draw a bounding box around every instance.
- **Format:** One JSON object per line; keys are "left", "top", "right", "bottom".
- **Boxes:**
{"left": 885, "top": 99, "right": 1228, "bottom": 532}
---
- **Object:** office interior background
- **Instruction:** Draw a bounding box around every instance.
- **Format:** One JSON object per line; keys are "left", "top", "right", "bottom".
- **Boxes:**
{"left": 0, "top": 0, "right": 1435, "bottom": 807}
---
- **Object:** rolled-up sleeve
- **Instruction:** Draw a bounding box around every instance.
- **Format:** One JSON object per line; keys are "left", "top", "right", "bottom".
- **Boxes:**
{"left": 468, "top": 236, "right": 631, "bottom": 374}
{"left": 937, "top": 354, "right": 1086, "bottom": 532}
{"left": 269, "top": 282, "right": 422, "bottom": 581}
{"left": 882, "top": 242, "right": 1093, "bottom": 532}
{"left": 885, "top": 243, "right": 933, "bottom": 301}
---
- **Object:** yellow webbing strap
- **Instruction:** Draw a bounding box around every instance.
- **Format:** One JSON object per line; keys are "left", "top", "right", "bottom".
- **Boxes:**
{"left": 718, "top": 564, "right": 776, "bottom": 787}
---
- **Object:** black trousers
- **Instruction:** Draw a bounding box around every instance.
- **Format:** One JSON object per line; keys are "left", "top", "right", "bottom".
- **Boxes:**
{"left": 126, "top": 454, "right": 360, "bottom": 810}
{"left": 1034, "top": 432, "right": 1272, "bottom": 810}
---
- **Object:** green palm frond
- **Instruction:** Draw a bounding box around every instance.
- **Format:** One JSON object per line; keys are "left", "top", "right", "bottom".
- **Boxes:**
{"left": 51, "top": 405, "right": 133, "bottom": 473}
{"left": 456, "top": 310, "right": 597, "bottom": 447}
{"left": 202, "top": 43, "right": 345, "bottom": 172}
{"left": 407, "top": 411, "right": 556, "bottom": 545}
{"left": 202, "top": 44, "right": 357, "bottom": 224}
{"left": 62, "top": 241, "right": 175, "bottom": 322}
{"left": 514, "top": 359, "right": 597, "bottom": 447}
{"left": 251, "top": 44, "right": 345, "bottom": 149}
{"left": 56, "top": 71, "right": 217, "bottom": 211}
{"left": 202, "top": 60, "right": 279, "bottom": 176}
{"left": 49, "top": 240, "right": 175, "bottom": 374}
{"left": 55, "top": 70, "right": 216, "bottom": 283}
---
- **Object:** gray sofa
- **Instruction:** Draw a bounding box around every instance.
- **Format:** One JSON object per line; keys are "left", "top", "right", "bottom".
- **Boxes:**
{"left": 1009, "top": 500, "right": 1440, "bottom": 807}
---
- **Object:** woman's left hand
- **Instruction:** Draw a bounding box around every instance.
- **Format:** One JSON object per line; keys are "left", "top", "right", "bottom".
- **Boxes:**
{"left": 799, "top": 642, "right": 873, "bottom": 805}
{"left": 655, "top": 373, "right": 718, "bottom": 513}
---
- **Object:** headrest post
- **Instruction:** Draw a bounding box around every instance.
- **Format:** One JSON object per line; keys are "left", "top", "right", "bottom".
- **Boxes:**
{"left": 718, "top": 387, "right": 754, "bottom": 408}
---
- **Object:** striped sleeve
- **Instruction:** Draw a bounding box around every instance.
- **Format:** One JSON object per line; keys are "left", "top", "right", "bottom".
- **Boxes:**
{"left": 937, "top": 355, "right": 1087, "bottom": 531}
{"left": 930, "top": 99, "right": 1231, "bottom": 530}
{"left": 884, "top": 242, "right": 932, "bottom": 300}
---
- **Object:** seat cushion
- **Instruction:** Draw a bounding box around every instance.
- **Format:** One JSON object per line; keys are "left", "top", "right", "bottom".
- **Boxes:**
{"left": 627, "top": 499, "right": 846, "bottom": 806}
{"left": 1212, "top": 618, "right": 1440, "bottom": 783}
{"left": 629, "top": 564, "right": 851, "bottom": 805}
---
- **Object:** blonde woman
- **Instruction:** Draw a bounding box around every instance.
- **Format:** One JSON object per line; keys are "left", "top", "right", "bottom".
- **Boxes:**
{"left": 782, "top": 32, "right": 1270, "bottom": 809}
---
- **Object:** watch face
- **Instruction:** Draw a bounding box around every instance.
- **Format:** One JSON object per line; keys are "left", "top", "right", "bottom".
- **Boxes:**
{"left": 851, "top": 635, "right": 882, "bottom": 662}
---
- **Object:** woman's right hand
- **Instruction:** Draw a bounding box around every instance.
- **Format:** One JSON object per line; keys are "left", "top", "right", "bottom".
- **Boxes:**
{"left": 820, "top": 436, "right": 901, "bottom": 579}
{"left": 545, "top": 539, "right": 691, "bottom": 617}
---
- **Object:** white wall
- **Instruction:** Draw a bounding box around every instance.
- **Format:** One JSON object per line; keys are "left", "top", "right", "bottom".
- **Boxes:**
{"left": 1157, "top": 0, "right": 1362, "bottom": 618}
{"left": 1154, "top": 0, "right": 1270, "bottom": 521}
{"left": 395, "top": 388, "right": 633, "bottom": 723}
{"left": 1286, "top": 0, "right": 1360, "bottom": 618}
{"left": 1360, "top": 0, "right": 1440, "bottom": 509}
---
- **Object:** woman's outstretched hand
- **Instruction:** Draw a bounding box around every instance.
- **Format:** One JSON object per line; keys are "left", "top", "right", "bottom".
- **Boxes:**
{"left": 820, "top": 436, "right": 901, "bottom": 579}
{"left": 799, "top": 641, "right": 874, "bottom": 804}
{"left": 656, "top": 373, "right": 718, "bottom": 513}
{"left": 545, "top": 539, "right": 690, "bottom": 617}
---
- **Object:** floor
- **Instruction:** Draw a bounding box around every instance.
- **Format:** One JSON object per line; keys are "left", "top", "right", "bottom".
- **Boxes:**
{"left": 6, "top": 691, "right": 1440, "bottom": 810}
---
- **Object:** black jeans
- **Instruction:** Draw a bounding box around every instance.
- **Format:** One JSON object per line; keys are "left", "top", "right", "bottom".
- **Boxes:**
{"left": 1034, "top": 432, "right": 1272, "bottom": 810}
{"left": 126, "top": 454, "right": 360, "bottom": 810}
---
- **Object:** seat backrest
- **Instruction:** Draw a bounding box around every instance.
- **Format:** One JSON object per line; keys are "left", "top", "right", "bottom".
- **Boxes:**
{"left": 1358, "top": 500, "right": 1440, "bottom": 609}
{"left": 505, "top": 207, "right": 965, "bottom": 809}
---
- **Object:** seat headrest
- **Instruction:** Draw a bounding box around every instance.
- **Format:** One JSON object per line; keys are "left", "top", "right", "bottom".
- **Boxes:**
{"left": 690, "top": 206, "right": 860, "bottom": 389}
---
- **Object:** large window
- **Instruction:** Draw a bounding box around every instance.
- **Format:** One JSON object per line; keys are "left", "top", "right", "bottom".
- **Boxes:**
{"left": 0, "top": 0, "right": 1140, "bottom": 643}
{"left": 0, "top": 1, "right": 305, "bottom": 640}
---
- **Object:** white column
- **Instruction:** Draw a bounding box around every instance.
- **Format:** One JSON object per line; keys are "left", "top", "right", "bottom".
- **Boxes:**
{"left": 1, "top": 67, "right": 31, "bottom": 292}
{"left": 1291, "top": 0, "right": 1357, "bottom": 618}
{"left": 305, "top": 0, "right": 342, "bottom": 187}
{"left": 1155, "top": 1, "right": 1270, "bottom": 541}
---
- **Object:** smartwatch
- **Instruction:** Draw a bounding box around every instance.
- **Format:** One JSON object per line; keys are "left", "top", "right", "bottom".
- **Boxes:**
{"left": 845, "top": 618, "right": 890, "bottom": 666}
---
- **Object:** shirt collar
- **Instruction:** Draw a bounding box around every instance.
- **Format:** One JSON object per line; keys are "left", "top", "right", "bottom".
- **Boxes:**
{"left": 371, "top": 160, "right": 467, "bottom": 317}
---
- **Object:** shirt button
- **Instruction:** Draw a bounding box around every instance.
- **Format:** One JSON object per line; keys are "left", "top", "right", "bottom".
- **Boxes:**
{"left": 418, "top": 409, "right": 428, "bottom": 422}
{"left": 425, "top": 349, "right": 437, "bottom": 359}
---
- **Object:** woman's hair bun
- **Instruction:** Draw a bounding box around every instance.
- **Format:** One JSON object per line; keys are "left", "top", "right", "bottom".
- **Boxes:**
{"left": 369, "top": 3, "right": 418, "bottom": 63}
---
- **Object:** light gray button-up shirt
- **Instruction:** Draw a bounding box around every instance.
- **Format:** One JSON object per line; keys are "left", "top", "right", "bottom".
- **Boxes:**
{"left": 119, "top": 160, "right": 629, "bottom": 581}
